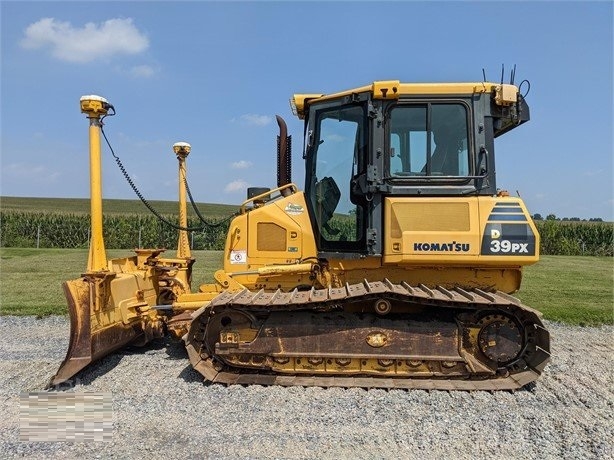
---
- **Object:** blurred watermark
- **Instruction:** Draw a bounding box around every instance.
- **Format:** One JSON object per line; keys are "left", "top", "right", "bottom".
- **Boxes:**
{"left": 20, "top": 392, "right": 112, "bottom": 442}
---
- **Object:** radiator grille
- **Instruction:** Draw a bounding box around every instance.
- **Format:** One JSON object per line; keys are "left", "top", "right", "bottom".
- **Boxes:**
{"left": 257, "top": 222, "right": 287, "bottom": 251}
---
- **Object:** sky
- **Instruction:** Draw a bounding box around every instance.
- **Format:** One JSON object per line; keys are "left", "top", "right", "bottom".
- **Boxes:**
{"left": 1, "top": 1, "right": 612, "bottom": 221}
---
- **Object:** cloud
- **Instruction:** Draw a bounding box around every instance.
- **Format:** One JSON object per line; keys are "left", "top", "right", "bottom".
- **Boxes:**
{"left": 128, "top": 64, "right": 156, "bottom": 78}
{"left": 20, "top": 17, "right": 149, "bottom": 63}
{"left": 130, "top": 174, "right": 140, "bottom": 185}
{"left": 231, "top": 160, "right": 252, "bottom": 169}
{"left": 326, "top": 134, "right": 346, "bottom": 142}
{"left": 3, "top": 162, "right": 60, "bottom": 183}
{"left": 224, "top": 180, "right": 248, "bottom": 193}
{"left": 239, "top": 114, "right": 272, "bottom": 127}
{"left": 583, "top": 169, "right": 604, "bottom": 177}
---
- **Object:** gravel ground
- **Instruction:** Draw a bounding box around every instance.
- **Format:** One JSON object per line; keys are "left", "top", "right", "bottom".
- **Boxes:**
{"left": 0, "top": 316, "right": 612, "bottom": 459}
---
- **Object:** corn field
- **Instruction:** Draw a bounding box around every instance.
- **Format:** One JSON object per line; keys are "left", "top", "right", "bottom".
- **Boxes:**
{"left": 535, "top": 220, "right": 613, "bottom": 256}
{"left": 0, "top": 211, "right": 228, "bottom": 251}
{"left": 1, "top": 210, "right": 612, "bottom": 256}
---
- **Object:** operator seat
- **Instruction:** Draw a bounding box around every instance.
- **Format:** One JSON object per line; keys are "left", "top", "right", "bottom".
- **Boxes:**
{"left": 314, "top": 176, "right": 341, "bottom": 236}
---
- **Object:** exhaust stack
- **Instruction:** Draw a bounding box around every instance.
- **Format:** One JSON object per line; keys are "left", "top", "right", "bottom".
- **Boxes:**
{"left": 276, "top": 115, "right": 292, "bottom": 197}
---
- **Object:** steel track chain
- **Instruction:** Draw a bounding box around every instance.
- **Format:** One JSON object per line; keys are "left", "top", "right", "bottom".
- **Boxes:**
{"left": 185, "top": 279, "right": 551, "bottom": 391}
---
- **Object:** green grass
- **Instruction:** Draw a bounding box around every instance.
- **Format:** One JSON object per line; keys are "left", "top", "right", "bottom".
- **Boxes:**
{"left": 0, "top": 248, "right": 223, "bottom": 317}
{"left": 1, "top": 249, "right": 612, "bottom": 325}
{"left": 1, "top": 196, "right": 238, "bottom": 218}
{"left": 515, "top": 255, "right": 613, "bottom": 326}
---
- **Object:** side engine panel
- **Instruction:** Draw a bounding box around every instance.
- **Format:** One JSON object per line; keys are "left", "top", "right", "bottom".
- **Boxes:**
{"left": 383, "top": 196, "right": 539, "bottom": 266}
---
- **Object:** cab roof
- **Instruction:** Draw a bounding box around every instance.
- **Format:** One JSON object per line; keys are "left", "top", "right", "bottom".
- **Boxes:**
{"left": 291, "top": 80, "right": 518, "bottom": 119}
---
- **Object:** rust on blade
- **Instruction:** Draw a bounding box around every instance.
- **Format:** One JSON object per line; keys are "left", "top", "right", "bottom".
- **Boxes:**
{"left": 49, "top": 272, "right": 161, "bottom": 388}
{"left": 50, "top": 276, "right": 145, "bottom": 387}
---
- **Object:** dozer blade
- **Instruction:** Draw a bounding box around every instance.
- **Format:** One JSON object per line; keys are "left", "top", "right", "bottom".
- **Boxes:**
{"left": 49, "top": 273, "right": 161, "bottom": 387}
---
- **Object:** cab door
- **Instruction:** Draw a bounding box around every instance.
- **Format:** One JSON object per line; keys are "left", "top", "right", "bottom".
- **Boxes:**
{"left": 304, "top": 100, "right": 368, "bottom": 256}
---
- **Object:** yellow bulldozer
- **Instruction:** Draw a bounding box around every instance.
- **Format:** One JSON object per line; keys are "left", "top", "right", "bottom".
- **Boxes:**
{"left": 51, "top": 78, "right": 550, "bottom": 390}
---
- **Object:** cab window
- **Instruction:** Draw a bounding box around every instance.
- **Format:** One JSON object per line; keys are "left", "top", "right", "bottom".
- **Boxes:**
{"left": 389, "top": 103, "right": 470, "bottom": 177}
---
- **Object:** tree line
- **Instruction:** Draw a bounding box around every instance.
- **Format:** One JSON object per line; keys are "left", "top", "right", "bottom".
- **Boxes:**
{"left": 532, "top": 214, "right": 604, "bottom": 222}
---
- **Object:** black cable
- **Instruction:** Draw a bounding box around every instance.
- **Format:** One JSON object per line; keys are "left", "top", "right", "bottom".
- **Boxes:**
{"left": 519, "top": 79, "right": 531, "bottom": 98}
{"left": 99, "top": 116, "right": 239, "bottom": 232}
{"left": 183, "top": 175, "right": 239, "bottom": 228}
{"left": 100, "top": 125, "right": 206, "bottom": 232}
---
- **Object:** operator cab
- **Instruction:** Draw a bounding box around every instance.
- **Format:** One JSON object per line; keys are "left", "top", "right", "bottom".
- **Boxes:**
{"left": 294, "top": 81, "right": 529, "bottom": 258}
